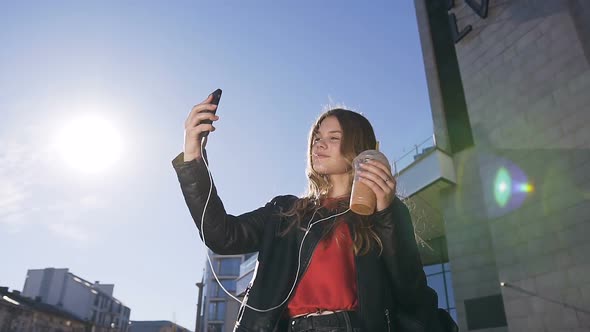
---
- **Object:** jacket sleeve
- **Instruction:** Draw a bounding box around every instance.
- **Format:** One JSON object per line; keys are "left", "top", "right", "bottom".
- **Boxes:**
{"left": 374, "top": 197, "right": 441, "bottom": 331}
{"left": 172, "top": 152, "right": 292, "bottom": 255}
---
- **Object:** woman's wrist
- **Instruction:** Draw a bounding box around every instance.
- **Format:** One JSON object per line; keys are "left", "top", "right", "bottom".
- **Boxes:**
{"left": 183, "top": 152, "right": 200, "bottom": 162}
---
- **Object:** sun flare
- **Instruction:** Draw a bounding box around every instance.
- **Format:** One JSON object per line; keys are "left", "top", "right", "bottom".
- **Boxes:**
{"left": 55, "top": 114, "right": 123, "bottom": 173}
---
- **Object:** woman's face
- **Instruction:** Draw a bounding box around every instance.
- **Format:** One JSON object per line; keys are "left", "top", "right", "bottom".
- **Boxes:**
{"left": 311, "top": 116, "right": 350, "bottom": 175}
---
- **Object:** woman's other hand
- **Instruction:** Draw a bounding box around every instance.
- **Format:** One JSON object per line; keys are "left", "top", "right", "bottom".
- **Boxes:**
{"left": 357, "top": 159, "right": 396, "bottom": 212}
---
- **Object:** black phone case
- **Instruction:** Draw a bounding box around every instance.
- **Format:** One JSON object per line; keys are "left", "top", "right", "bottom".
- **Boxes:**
{"left": 200, "top": 88, "right": 222, "bottom": 139}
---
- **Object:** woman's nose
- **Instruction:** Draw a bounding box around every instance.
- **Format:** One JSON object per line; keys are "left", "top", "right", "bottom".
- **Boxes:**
{"left": 315, "top": 138, "right": 328, "bottom": 148}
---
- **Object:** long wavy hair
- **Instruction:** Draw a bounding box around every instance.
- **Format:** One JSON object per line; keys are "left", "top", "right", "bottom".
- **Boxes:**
{"left": 280, "top": 108, "right": 384, "bottom": 256}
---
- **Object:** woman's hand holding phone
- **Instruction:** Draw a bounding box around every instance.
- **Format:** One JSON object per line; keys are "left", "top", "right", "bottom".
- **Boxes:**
{"left": 183, "top": 89, "right": 222, "bottom": 162}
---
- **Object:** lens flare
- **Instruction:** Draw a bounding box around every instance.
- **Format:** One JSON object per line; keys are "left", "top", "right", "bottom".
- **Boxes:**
{"left": 491, "top": 159, "right": 534, "bottom": 217}
{"left": 494, "top": 167, "right": 512, "bottom": 207}
{"left": 518, "top": 183, "right": 534, "bottom": 193}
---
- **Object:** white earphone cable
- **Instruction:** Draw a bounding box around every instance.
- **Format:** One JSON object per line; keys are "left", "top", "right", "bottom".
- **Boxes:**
{"left": 197, "top": 137, "right": 350, "bottom": 312}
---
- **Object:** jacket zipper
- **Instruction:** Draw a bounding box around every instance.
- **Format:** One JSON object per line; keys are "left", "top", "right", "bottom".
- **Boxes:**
{"left": 385, "top": 308, "right": 391, "bottom": 332}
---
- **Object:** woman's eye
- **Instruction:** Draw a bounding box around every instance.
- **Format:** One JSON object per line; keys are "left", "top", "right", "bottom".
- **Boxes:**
{"left": 330, "top": 137, "right": 340, "bottom": 141}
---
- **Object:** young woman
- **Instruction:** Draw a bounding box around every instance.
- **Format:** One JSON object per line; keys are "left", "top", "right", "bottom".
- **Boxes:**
{"left": 173, "top": 93, "right": 448, "bottom": 332}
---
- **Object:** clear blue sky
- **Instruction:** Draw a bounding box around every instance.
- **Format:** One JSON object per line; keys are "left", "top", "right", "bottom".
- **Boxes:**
{"left": 0, "top": 1, "right": 432, "bottom": 329}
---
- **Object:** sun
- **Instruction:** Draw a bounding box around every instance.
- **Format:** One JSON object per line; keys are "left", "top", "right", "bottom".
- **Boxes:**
{"left": 55, "top": 114, "right": 123, "bottom": 173}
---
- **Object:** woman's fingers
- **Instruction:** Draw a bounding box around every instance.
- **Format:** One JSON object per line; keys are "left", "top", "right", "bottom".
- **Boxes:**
{"left": 187, "top": 111, "right": 219, "bottom": 129}
{"left": 359, "top": 160, "right": 394, "bottom": 187}
{"left": 185, "top": 124, "right": 216, "bottom": 140}
{"left": 358, "top": 170, "right": 389, "bottom": 193}
{"left": 185, "top": 103, "right": 218, "bottom": 128}
{"left": 359, "top": 176, "right": 385, "bottom": 194}
{"left": 185, "top": 92, "right": 215, "bottom": 125}
{"left": 357, "top": 159, "right": 397, "bottom": 212}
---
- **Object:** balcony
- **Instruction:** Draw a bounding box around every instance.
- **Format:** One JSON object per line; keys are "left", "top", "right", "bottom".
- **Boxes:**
{"left": 393, "top": 135, "right": 456, "bottom": 248}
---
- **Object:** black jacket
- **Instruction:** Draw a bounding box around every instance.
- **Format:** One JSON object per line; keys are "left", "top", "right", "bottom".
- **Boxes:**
{"left": 173, "top": 153, "right": 444, "bottom": 332}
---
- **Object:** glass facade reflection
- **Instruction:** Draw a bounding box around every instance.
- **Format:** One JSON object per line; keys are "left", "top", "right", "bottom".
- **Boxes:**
{"left": 424, "top": 263, "right": 456, "bottom": 322}
{"left": 218, "top": 258, "right": 241, "bottom": 276}
{"left": 209, "top": 279, "right": 237, "bottom": 298}
{"left": 208, "top": 301, "right": 226, "bottom": 321}
{"left": 203, "top": 252, "right": 245, "bottom": 332}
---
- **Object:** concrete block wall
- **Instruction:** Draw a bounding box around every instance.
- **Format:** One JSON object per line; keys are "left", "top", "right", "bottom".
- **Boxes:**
{"left": 455, "top": 0, "right": 590, "bottom": 150}
{"left": 452, "top": 1, "right": 590, "bottom": 330}
{"left": 439, "top": 149, "right": 506, "bottom": 332}
{"left": 415, "top": 0, "right": 590, "bottom": 331}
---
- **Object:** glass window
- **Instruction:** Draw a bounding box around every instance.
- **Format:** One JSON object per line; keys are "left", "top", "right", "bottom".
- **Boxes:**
{"left": 209, "top": 280, "right": 236, "bottom": 297}
{"left": 209, "top": 284, "right": 218, "bottom": 297}
{"left": 208, "top": 303, "right": 215, "bottom": 319}
{"left": 208, "top": 301, "right": 226, "bottom": 321}
{"left": 220, "top": 280, "right": 236, "bottom": 294}
{"left": 449, "top": 308, "right": 457, "bottom": 322}
{"left": 424, "top": 263, "right": 456, "bottom": 313}
{"left": 218, "top": 258, "right": 241, "bottom": 276}
{"left": 426, "top": 274, "right": 447, "bottom": 308}
{"left": 424, "top": 264, "right": 442, "bottom": 275}
{"left": 445, "top": 273, "right": 455, "bottom": 307}
{"left": 217, "top": 301, "right": 226, "bottom": 320}
{"left": 207, "top": 323, "right": 224, "bottom": 332}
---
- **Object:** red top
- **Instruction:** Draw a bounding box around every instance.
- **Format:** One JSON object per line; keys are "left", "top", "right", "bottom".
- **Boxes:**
{"left": 286, "top": 197, "right": 358, "bottom": 317}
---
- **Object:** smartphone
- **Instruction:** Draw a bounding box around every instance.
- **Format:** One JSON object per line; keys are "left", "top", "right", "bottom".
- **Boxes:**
{"left": 200, "top": 88, "right": 222, "bottom": 139}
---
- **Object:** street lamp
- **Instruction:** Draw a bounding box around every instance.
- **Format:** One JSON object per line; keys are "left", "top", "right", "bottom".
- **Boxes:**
{"left": 195, "top": 272, "right": 205, "bottom": 332}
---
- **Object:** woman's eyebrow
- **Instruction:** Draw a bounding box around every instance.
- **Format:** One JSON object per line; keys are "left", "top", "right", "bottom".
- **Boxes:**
{"left": 315, "top": 130, "right": 343, "bottom": 135}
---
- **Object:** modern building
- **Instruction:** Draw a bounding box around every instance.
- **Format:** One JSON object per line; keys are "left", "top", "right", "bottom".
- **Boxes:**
{"left": 129, "top": 320, "right": 191, "bottom": 332}
{"left": 235, "top": 255, "right": 258, "bottom": 300}
{"left": 409, "top": 0, "right": 590, "bottom": 331}
{"left": 201, "top": 252, "right": 254, "bottom": 332}
{"left": 22, "top": 267, "right": 131, "bottom": 331}
{"left": 0, "top": 286, "right": 87, "bottom": 332}
{"left": 202, "top": 1, "right": 590, "bottom": 331}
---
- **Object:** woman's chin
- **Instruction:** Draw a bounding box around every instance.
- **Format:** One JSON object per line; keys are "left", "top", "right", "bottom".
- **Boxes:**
{"left": 312, "top": 163, "right": 326, "bottom": 173}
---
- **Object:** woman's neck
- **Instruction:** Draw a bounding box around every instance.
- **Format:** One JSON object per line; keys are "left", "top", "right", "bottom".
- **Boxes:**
{"left": 327, "top": 173, "right": 352, "bottom": 198}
